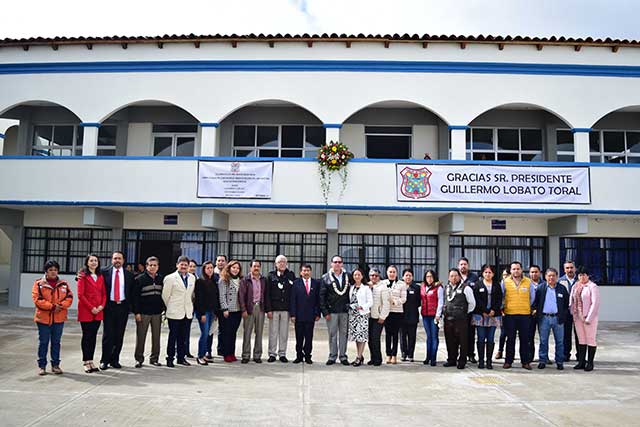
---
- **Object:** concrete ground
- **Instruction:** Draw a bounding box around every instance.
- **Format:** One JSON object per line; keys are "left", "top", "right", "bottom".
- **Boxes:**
{"left": 0, "top": 305, "right": 638, "bottom": 427}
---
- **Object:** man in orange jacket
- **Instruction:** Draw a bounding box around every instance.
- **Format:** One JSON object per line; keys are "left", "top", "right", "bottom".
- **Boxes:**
{"left": 32, "top": 260, "right": 73, "bottom": 376}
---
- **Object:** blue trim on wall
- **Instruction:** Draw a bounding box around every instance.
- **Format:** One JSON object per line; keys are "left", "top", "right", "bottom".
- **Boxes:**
{"left": 323, "top": 123, "right": 343, "bottom": 129}
{"left": 79, "top": 122, "right": 101, "bottom": 128}
{"left": 199, "top": 122, "right": 219, "bottom": 128}
{"left": 5, "top": 60, "right": 640, "bottom": 78}
{"left": 0, "top": 133, "right": 4, "bottom": 139}
{"left": 447, "top": 125, "right": 469, "bottom": 131}
{"left": 571, "top": 128, "right": 593, "bottom": 133}
{"left": 1, "top": 199, "right": 639, "bottom": 215}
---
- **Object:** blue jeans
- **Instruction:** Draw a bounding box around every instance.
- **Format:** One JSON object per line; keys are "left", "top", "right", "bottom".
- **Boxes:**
{"left": 476, "top": 326, "right": 497, "bottom": 344}
{"left": 37, "top": 322, "right": 64, "bottom": 368}
{"left": 196, "top": 311, "right": 214, "bottom": 358}
{"left": 422, "top": 316, "right": 439, "bottom": 363}
{"left": 538, "top": 315, "right": 565, "bottom": 364}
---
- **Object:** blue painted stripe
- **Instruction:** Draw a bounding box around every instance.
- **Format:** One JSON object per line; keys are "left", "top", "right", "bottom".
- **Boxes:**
{"left": 4, "top": 60, "right": 640, "bottom": 78}
{"left": 0, "top": 133, "right": 4, "bottom": 139}
{"left": 1, "top": 199, "right": 639, "bottom": 215}
{"left": 199, "top": 122, "right": 219, "bottom": 128}
{"left": 323, "top": 123, "right": 343, "bottom": 129}
{"left": 571, "top": 128, "right": 593, "bottom": 133}
{"left": 79, "top": 122, "right": 101, "bottom": 128}
{"left": 1, "top": 155, "right": 640, "bottom": 167}
{"left": 448, "top": 125, "right": 469, "bottom": 131}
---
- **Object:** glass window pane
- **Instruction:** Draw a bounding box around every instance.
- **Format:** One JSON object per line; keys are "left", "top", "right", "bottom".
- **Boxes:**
{"left": 282, "top": 126, "right": 303, "bottom": 148}
{"left": 472, "top": 152, "right": 496, "bottom": 160}
{"left": 152, "top": 124, "right": 197, "bottom": 133}
{"left": 258, "top": 149, "right": 278, "bottom": 157}
{"left": 98, "top": 126, "right": 117, "bottom": 146}
{"left": 234, "top": 126, "right": 256, "bottom": 147}
{"left": 556, "top": 130, "right": 574, "bottom": 151}
{"left": 33, "top": 126, "right": 53, "bottom": 147}
{"left": 465, "top": 128, "right": 471, "bottom": 149}
{"left": 364, "top": 126, "right": 412, "bottom": 134}
{"left": 590, "top": 155, "right": 601, "bottom": 163}
{"left": 627, "top": 132, "right": 640, "bottom": 154}
{"left": 235, "top": 149, "right": 256, "bottom": 157}
{"left": 305, "top": 126, "right": 325, "bottom": 148}
{"left": 366, "top": 135, "right": 410, "bottom": 159}
{"left": 521, "top": 153, "right": 541, "bottom": 161}
{"left": 304, "top": 149, "right": 319, "bottom": 158}
{"left": 589, "top": 131, "right": 600, "bottom": 152}
{"left": 153, "top": 137, "right": 173, "bottom": 156}
{"left": 281, "top": 150, "right": 302, "bottom": 158}
{"left": 97, "top": 149, "right": 116, "bottom": 156}
{"left": 604, "top": 154, "right": 625, "bottom": 164}
{"left": 176, "top": 137, "right": 195, "bottom": 156}
{"left": 471, "top": 129, "right": 493, "bottom": 150}
{"left": 603, "top": 131, "right": 625, "bottom": 153}
{"left": 257, "top": 126, "right": 278, "bottom": 147}
{"left": 497, "top": 129, "right": 519, "bottom": 150}
{"left": 521, "top": 129, "right": 542, "bottom": 151}
{"left": 53, "top": 126, "right": 74, "bottom": 147}
{"left": 497, "top": 152, "right": 519, "bottom": 161}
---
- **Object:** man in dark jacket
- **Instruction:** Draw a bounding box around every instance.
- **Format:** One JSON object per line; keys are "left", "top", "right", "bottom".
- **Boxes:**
{"left": 320, "top": 255, "right": 351, "bottom": 366}
{"left": 532, "top": 267, "right": 570, "bottom": 370}
{"left": 132, "top": 256, "right": 165, "bottom": 368}
{"left": 458, "top": 257, "right": 479, "bottom": 363}
{"left": 265, "top": 255, "right": 295, "bottom": 363}
{"left": 289, "top": 264, "right": 321, "bottom": 364}
{"left": 239, "top": 260, "right": 266, "bottom": 364}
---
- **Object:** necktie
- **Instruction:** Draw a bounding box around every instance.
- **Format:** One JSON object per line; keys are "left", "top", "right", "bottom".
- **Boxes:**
{"left": 305, "top": 279, "right": 310, "bottom": 295}
{"left": 114, "top": 269, "right": 121, "bottom": 302}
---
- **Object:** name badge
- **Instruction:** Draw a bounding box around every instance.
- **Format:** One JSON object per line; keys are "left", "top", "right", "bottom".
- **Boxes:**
{"left": 479, "top": 288, "right": 485, "bottom": 293}
{"left": 409, "top": 290, "right": 415, "bottom": 294}
{"left": 521, "top": 287, "right": 528, "bottom": 292}
{"left": 278, "top": 283, "right": 284, "bottom": 290}
{"left": 456, "top": 289, "right": 462, "bottom": 294}
{"left": 558, "top": 294, "right": 564, "bottom": 298}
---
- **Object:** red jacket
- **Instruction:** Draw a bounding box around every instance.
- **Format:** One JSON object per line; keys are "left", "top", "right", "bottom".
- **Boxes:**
{"left": 77, "top": 273, "right": 107, "bottom": 322}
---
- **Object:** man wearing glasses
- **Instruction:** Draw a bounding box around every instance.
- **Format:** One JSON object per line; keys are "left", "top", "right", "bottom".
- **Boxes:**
{"left": 320, "top": 255, "right": 351, "bottom": 365}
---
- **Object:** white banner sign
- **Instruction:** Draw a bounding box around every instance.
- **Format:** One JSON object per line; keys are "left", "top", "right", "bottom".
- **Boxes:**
{"left": 198, "top": 161, "right": 273, "bottom": 199}
{"left": 396, "top": 164, "right": 591, "bottom": 204}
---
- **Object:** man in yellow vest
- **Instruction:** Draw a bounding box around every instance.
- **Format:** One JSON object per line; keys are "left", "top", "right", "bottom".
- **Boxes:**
{"left": 502, "top": 261, "right": 536, "bottom": 370}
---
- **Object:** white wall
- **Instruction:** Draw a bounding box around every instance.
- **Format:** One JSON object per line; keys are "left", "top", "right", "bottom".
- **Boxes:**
{"left": 230, "top": 213, "right": 326, "bottom": 233}
{"left": 462, "top": 215, "right": 548, "bottom": 236}
{"left": 413, "top": 125, "right": 438, "bottom": 160}
{"left": 339, "top": 214, "right": 439, "bottom": 234}
{"left": 124, "top": 210, "right": 205, "bottom": 230}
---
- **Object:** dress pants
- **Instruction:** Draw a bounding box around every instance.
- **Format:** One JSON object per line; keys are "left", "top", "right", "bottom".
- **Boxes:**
{"left": 400, "top": 320, "right": 418, "bottom": 358}
{"left": 184, "top": 315, "right": 194, "bottom": 356}
{"left": 294, "top": 321, "right": 315, "bottom": 359}
{"left": 444, "top": 317, "right": 468, "bottom": 366}
{"left": 564, "top": 314, "right": 575, "bottom": 360}
{"left": 220, "top": 311, "right": 242, "bottom": 357}
{"left": 242, "top": 303, "right": 265, "bottom": 360}
{"left": 166, "top": 317, "right": 190, "bottom": 362}
{"left": 80, "top": 320, "right": 101, "bottom": 361}
{"left": 268, "top": 311, "right": 289, "bottom": 358}
{"left": 504, "top": 314, "right": 532, "bottom": 364}
{"left": 134, "top": 314, "right": 162, "bottom": 363}
{"left": 101, "top": 301, "right": 129, "bottom": 365}
{"left": 327, "top": 312, "right": 349, "bottom": 362}
{"left": 467, "top": 314, "right": 476, "bottom": 359}
{"left": 528, "top": 314, "right": 538, "bottom": 361}
{"left": 368, "top": 318, "right": 384, "bottom": 364}
{"left": 384, "top": 312, "right": 403, "bottom": 357}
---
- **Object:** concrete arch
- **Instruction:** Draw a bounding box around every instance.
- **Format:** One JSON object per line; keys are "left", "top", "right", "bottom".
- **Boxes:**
{"left": 339, "top": 99, "right": 452, "bottom": 125}
{"left": 0, "top": 99, "right": 83, "bottom": 121}
{"left": 466, "top": 102, "right": 573, "bottom": 128}
{"left": 589, "top": 105, "right": 640, "bottom": 128}
{"left": 216, "top": 98, "right": 324, "bottom": 124}
{"left": 96, "top": 99, "right": 201, "bottom": 123}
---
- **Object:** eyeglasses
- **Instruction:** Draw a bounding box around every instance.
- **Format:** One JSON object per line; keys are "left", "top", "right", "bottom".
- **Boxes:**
{"left": 332, "top": 260, "right": 343, "bottom": 264}
{"left": 369, "top": 274, "right": 379, "bottom": 277}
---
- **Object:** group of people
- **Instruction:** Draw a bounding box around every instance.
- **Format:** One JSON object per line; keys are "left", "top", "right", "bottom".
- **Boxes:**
{"left": 32, "top": 251, "right": 600, "bottom": 376}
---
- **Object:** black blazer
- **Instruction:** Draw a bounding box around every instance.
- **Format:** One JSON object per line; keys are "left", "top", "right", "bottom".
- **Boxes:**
{"left": 472, "top": 280, "right": 503, "bottom": 315}
{"left": 320, "top": 271, "right": 351, "bottom": 316}
{"left": 462, "top": 272, "right": 479, "bottom": 287}
{"left": 533, "top": 282, "right": 570, "bottom": 325}
{"left": 289, "top": 278, "right": 321, "bottom": 322}
{"left": 102, "top": 266, "right": 135, "bottom": 310}
{"left": 402, "top": 283, "right": 422, "bottom": 324}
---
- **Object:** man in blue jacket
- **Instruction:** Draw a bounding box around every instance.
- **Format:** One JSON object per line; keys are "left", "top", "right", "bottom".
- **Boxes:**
{"left": 532, "top": 267, "right": 570, "bottom": 370}
{"left": 289, "top": 264, "right": 321, "bottom": 364}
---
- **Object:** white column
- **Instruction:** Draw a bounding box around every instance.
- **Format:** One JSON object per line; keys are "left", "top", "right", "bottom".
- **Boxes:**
{"left": 200, "top": 124, "right": 218, "bottom": 157}
{"left": 449, "top": 126, "right": 467, "bottom": 160}
{"left": 324, "top": 124, "right": 341, "bottom": 144}
{"left": 81, "top": 124, "right": 99, "bottom": 156}
{"left": 573, "top": 129, "right": 590, "bottom": 162}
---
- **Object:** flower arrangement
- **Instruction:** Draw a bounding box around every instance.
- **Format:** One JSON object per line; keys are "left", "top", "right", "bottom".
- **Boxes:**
{"left": 317, "top": 141, "right": 354, "bottom": 204}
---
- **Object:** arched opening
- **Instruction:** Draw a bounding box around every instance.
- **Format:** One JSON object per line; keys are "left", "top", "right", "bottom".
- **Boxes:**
{"left": 0, "top": 101, "right": 82, "bottom": 156}
{"left": 589, "top": 106, "right": 640, "bottom": 164}
{"left": 100, "top": 100, "right": 200, "bottom": 157}
{"left": 343, "top": 100, "right": 449, "bottom": 159}
{"left": 467, "top": 103, "right": 572, "bottom": 162}
{"left": 218, "top": 99, "right": 324, "bottom": 158}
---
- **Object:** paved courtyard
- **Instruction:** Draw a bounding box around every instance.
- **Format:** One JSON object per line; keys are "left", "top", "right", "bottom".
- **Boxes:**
{"left": 0, "top": 304, "right": 638, "bottom": 427}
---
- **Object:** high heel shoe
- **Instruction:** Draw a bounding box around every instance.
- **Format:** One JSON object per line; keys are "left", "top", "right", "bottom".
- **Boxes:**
{"left": 197, "top": 358, "right": 209, "bottom": 366}
{"left": 386, "top": 356, "right": 392, "bottom": 364}
{"left": 352, "top": 356, "right": 363, "bottom": 367}
{"left": 89, "top": 362, "right": 100, "bottom": 373}
{"left": 83, "top": 362, "right": 92, "bottom": 373}
{"left": 391, "top": 356, "right": 397, "bottom": 365}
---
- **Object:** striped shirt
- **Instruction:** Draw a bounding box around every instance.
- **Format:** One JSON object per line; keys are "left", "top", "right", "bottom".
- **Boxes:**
{"left": 219, "top": 276, "right": 241, "bottom": 312}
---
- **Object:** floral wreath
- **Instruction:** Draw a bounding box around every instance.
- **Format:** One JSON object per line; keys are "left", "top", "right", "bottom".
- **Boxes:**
{"left": 318, "top": 141, "right": 354, "bottom": 204}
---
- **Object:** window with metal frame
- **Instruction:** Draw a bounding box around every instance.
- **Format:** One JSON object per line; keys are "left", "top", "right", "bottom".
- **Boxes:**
{"left": 96, "top": 125, "right": 118, "bottom": 156}
{"left": 152, "top": 124, "right": 198, "bottom": 157}
{"left": 365, "top": 126, "right": 412, "bottom": 159}
{"left": 229, "top": 232, "right": 327, "bottom": 276}
{"left": 23, "top": 228, "right": 115, "bottom": 274}
{"left": 588, "top": 129, "right": 640, "bottom": 164}
{"left": 560, "top": 237, "right": 640, "bottom": 285}
{"left": 338, "top": 234, "right": 438, "bottom": 281}
{"left": 31, "top": 125, "right": 83, "bottom": 156}
{"left": 449, "top": 235, "right": 546, "bottom": 279}
{"left": 556, "top": 129, "right": 575, "bottom": 162}
{"left": 461, "top": 127, "right": 544, "bottom": 161}
{"left": 232, "top": 125, "right": 325, "bottom": 158}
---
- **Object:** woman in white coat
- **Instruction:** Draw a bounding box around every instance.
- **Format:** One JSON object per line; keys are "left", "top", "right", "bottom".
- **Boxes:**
{"left": 348, "top": 268, "right": 373, "bottom": 366}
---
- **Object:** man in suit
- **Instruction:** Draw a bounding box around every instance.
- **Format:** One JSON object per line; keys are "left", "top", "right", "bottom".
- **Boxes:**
{"left": 289, "top": 263, "right": 321, "bottom": 364}
{"left": 239, "top": 259, "right": 266, "bottom": 364}
{"left": 320, "top": 255, "right": 351, "bottom": 366}
{"left": 458, "top": 257, "right": 479, "bottom": 364}
{"left": 559, "top": 260, "right": 578, "bottom": 362}
{"left": 162, "top": 256, "right": 196, "bottom": 367}
{"left": 100, "top": 251, "right": 135, "bottom": 370}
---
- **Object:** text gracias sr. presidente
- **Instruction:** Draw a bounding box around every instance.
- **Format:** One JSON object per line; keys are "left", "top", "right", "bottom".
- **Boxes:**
{"left": 441, "top": 172, "right": 583, "bottom": 196}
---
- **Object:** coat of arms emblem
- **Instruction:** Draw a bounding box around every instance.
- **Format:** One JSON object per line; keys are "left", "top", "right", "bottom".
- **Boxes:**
{"left": 400, "top": 166, "right": 432, "bottom": 199}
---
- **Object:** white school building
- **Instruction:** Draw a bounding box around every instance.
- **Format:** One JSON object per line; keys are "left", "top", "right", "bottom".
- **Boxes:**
{"left": 0, "top": 33, "right": 638, "bottom": 320}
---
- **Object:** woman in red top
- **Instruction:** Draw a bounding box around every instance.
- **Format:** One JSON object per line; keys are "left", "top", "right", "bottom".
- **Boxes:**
{"left": 420, "top": 270, "right": 443, "bottom": 366}
{"left": 77, "top": 254, "right": 106, "bottom": 373}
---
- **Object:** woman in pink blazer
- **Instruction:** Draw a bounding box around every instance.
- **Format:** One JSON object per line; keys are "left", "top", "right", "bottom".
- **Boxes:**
{"left": 77, "top": 254, "right": 107, "bottom": 373}
{"left": 570, "top": 266, "right": 600, "bottom": 372}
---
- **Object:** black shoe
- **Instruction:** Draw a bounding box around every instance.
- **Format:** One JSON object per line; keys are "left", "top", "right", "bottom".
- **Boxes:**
{"left": 443, "top": 361, "right": 456, "bottom": 367}
{"left": 177, "top": 359, "right": 191, "bottom": 366}
{"left": 423, "top": 359, "right": 429, "bottom": 365}
{"left": 279, "top": 356, "right": 289, "bottom": 363}
{"left": 111, "top": 362, "right": 122, "bottom": 369}
{"left": 340, "top": 359, "right": 350, "bottom": 366}
{"left": 99, "top": 363, "right": 109, "bottom": 370}
{"left": 352, "top": 357, "right": 363, "bottom": 367}
{"left": 557, "top": 364, "right": 564, "bottom": 370}
{"left": 522, "top": 363, "right": 532, "bottom": 370}
{"left": 468, "top": 355, "right": 477, "bottom": 364}
{"left": 268, "top": 356, "right": 276, "bottom": 363}
{"left": 373, "top": 362, "right": 382, "bottom": 366}
{"left": 166, "top": 360, "right": 175, "bottom": 368}
{"left": 293, "top": 358, "right": 303, "bottom": 364}
{"left": 240, "top": 358, "right": 249, "bottom": 364}
{"left": 135, "top": 361, "right": 143, "bottom": 368}
{"left": 326, "top": 360, "right": 335, "bottom": 366}
{"left": 574, "top": 345, "right": 587, "bottom": 369}
{"left": 457, "top": 363, "right": 466, "bottom": 369}
{"left": 585, "top": 346, "right": 596, "bottom": 372}
{"left": 538, "top": 363, "right": 546, "bottom": 369}
{"left": 430, "top": 361, "right": 437, "bottom": 367}
{"left": 185, "top": 353, "right": 195, "bottom": 359}
{"left": 368, "top": 360, "right": 375, "bottom": 366}
{"left": 150, "top": 361, "right": 162, "bottom": 367}
{"left": 305, "top": 358, "right": 313, "bottom": 365}
{"left": 253, "top": 358, "right": 262, "bottom": 364}
{"left": 401, "top": 354, "right": 407, "bottom": 362}
{"left": 408, "top": 358, "right": 414, "bottom": 363}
